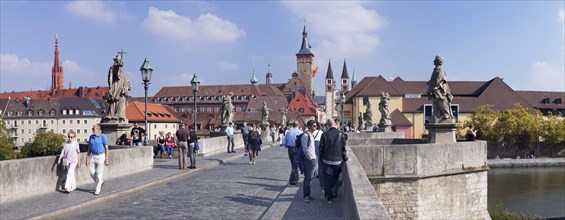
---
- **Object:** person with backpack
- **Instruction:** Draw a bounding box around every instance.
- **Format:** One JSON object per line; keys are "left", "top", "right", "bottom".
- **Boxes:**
{"left": 247, "top": 123, "right": 261, "bottom": 165}
{"left": 299, "top": 120, "right": 318, "bottom": 203}
{"left": 282, "top": 121, "right": 302, "bottom": 185}
{"left": 319, "top": 118, "right": 348, "bottom": 204}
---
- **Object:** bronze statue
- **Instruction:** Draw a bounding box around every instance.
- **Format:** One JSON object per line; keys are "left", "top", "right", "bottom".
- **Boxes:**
{"left": 427, "top": 55, "right": 454, "bottom": 122}
{"left": 104, "top": 53, "right": 130, "bottom": 123}
{"left": 379, "top": 92, "right": 391, "bottom": 125}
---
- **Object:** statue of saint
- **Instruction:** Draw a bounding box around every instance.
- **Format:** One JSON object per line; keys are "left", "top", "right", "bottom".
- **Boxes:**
{"left": 358, "top": 112, "right": 364, "bottom": 129}
{"left": 281, "top": 108, "right": 288, "bottom": 126}
{"left": 379, "top": 92, "right": 391, "bottom": 125}
{"left": 104, "top": 54, "right": 130, "bottom": 123}
{"left": 221, "top": 93, "right": 234, "bottom": 125}
{"left": 261, "top": 101, "right": 269, "bottom": 125}
{"left": 427, "top": 55, "right": 454, "bottom": 122}
{"left": 365, "top": 99, "right": 373, "bottom": 123}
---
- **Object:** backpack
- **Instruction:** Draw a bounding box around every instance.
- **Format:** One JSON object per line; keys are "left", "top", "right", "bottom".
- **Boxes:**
{"left": 294, "top": 132, "right": 310, "bottom": 159}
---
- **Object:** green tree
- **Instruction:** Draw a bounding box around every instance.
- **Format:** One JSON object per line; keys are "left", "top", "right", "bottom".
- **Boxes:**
{"left": 494, "top": 103, "right": 542, "bottom": 149}
{"left": 541, "top": 112, "right": 565, "bottom": 144}
{"left": 465, "top": 104, "right": 500, "bottom": 142}
{"left": 20, "top": 131, "right": 65, "bottom": 158}
{"left": 0, "top": 119, "right": 16, "bottom": 160}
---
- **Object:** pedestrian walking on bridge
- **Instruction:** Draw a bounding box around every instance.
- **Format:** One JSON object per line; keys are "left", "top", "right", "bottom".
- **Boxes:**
{"left": 86, "top": 124, "right": 109, "bottom": 195}
{"left": 319, "top": 118, "right": 348, "bottom": 203}
{"left": 176, "top": 123, "right": 189, "bottom": 170}
{"left": 283, "top": 121, "right": 301, "bottom": 185}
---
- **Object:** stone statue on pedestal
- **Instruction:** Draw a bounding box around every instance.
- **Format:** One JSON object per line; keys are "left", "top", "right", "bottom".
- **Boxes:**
{"left": 427, "top": 55, "right": 454, "bottom": 123}
{"left": 261, "top": 101, "right": 270, "bottom": 126}
{"left": 379, "top": 92, "right": 392, "bottom": 125}
{"left": 281, "top": 108, "right": 288, "bottom": 126}
{"left": 358, "top": 112, "right": 364, "bottom": 130}
{"left": 364, "top": 100, "right": 373, "bottom": 129}
{"left": 104, "top": 53, "right": 130, "bottom": 123}
{"left": 221, "top": 93, "right": 234, "bottom": 125}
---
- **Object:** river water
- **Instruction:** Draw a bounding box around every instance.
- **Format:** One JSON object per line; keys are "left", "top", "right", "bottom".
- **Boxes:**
{"left": 488, "top": 167, "right": 565, "bottom": 218}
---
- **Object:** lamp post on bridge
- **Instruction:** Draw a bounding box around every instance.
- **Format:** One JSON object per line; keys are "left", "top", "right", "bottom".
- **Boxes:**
{"left": 140, "top": 58, "right": 153, "bottom": 146}
{"left": 340, "top": 92, "right": 346, "bottom": 128}
{"left": 190, "top": 74, "right": 200, "bottom": 134}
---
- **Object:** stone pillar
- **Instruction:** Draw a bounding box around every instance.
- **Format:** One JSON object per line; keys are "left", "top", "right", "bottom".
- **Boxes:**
{"left": 379, "top": 124, "right": 393, "bottom": 132}
{"left": 426, "top": 121, "right": 457, "bottom": 143}
{"left": 100, "top": 122, "right": 132, "bottom": 146}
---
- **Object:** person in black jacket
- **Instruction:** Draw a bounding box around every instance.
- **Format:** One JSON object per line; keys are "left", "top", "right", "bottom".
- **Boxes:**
{"left": 188, "top": 125, "right": 198, "bottom": 169}
{"left": 319, "top": 118, "right": 348, "bottom": 204}
{"left": 247, "top": 123, "right": 261, "bottom": 165}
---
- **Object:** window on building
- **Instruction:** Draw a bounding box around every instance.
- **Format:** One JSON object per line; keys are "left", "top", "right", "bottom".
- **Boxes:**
{"left": 38, "top": 110, "right": 44, "bottom": 116}
{"left": 209, "top": 107, "right": 213, "bottom": 112}
{"left": 7, "top": 111, "right": 12, "bottom": 116}
{"left": 42, "top": 120, "right": 46, "bottom": 127}
{"left": 20, "top": 138, "right": 24, "bottom": 143}
{"left": 363, "top": 97, "right": 369, "bottom": 105}
{"left": 28, "top": 138, "right": 32, "bottom": 142}
{"left": 51, "top": 129, "right": 54, "bottom": 132}
{"left": 165, "top": 124, "right": 168, "bottom": 129}
{"left": 21, "top": 129, "right": 24, "bottom": 134}
{"left": 51, "top": 120, "right": 54, "bottom": 124}
{"left": 299, "top": 108, "right": 305, "bottom": 113}
{"left": 63, "top": 129, "right": 66, "bottom": 134}
{"left": 173, "top": 124, "right": 175, "bottom": 129}
{"left": 83, "top": 110, "right": 95, "bottom": 116}
{"left": 70, "top": 120, "right": 73, "bottom": 124}
{"left": 84, "top": 129, "right": 87, "bottom": 134}
{"left": 35, "top": 120, "right": 39, "bottom": 124}
{"left": 451, "top": 104, "right": 459, "bottom": 120}
{"left": 77, "top": 129, "right": 81, "bottom": 134}
{"left": 62, "top": 110, "right": 67, "bottom": 115}
{"left": 84, "top": 120, "right": 88, "bottom": 124}
{"left": 28, "top": 120, "right": 31, "bottom": 124}
{"left": 424, "top": 104, "right": 433, "bottom": 124}
{"left": 77, "top": 120, "right": 80, "bottom": 124}
{"left": 69, "top": 109, "right": 74, "bottom": 115}
{"left": 28, "top": 129, "right": 31, "bottom": 134}
{"left": 17, "top": 111, "right": 22, "bottom": 116}
{"left": 27, "top": 110, "right": 32, "bottom": 116}
{"left": 181, "top": 107, "right": 186, "bottom": 112}
{"left": 5, "top": 120, "right": 9, "bottom": 125}
{"left": 75, "top": 109, "right": 79, "bottom": 115}
{"left": 50, "top": 109, "right": 56, "bottom": 116}
{"left": 63, "top": 120, "right": 66, "bottom": 124}
{"left": 154, "top": 124, "right": 157, "bottom": 129}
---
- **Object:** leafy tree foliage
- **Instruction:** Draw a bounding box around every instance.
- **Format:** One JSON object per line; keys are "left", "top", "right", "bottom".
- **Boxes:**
{"left": 20, "top": 131, "right": 65, "bottom": 158}
{"left": 467, "top": 103, "right": 563, "bottom": 148}
{"left": 541, "top": 113, "right": 565, "bottom": 144}
{"left": 0, "top": 119, "right": 16, "bottom": 160}
{"left": 465, "top": 104, "right": 500, "bottom": 142}
{"left": 493, "top": 103, "right": 542, "bottom": 149}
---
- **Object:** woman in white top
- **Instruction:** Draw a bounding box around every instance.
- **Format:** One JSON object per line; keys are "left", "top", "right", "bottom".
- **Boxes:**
{"left": 58, "top": 130, "right": 81, "bottom": 193}
{"left": 312, "top": 121, "right": 324, "bottom": 198}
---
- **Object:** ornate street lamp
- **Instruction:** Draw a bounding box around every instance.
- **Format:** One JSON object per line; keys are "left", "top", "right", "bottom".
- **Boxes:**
{"left": 340, "top": 92, "right": 346, "bottom": 128}
{"left": 190, "top": 74, "right": 200, "bottom": 134}
{"left": 140, "top": 58, "right": 153, "bottom": 146}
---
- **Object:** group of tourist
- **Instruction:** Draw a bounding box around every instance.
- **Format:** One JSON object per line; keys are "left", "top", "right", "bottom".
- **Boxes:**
{"left": 282, "top": 118, "right": 347, "bottom": 204}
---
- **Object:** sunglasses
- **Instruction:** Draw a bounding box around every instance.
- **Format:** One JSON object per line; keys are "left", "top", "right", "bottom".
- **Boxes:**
{"left": 68, "top": 136, "right": 74, "bottom": 138}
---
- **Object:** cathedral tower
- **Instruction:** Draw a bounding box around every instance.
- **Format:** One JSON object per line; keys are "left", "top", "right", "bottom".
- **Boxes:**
{"left": 296, "top": 25, "right": 314, "bottom": 94}
{"left": 51, "top": 33, "right": 64, "bottom": 92}
{"left": 325, "top": 60, "right": 335, "bottom": 120}
{"left": 266, "top": 64, "right": 272, "bottom": 85}
{"left": 341, "top": 59, "right": 350, "bottom": 93}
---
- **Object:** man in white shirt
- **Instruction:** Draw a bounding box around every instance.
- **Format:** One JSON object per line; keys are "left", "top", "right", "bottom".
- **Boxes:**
{"left": 225, "top": 122, "right": 235, "bottom": 153}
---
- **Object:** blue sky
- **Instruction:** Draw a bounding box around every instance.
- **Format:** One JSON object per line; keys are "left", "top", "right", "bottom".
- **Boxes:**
{"left": 1, "top": 1, "right": 564, "bottom": 98}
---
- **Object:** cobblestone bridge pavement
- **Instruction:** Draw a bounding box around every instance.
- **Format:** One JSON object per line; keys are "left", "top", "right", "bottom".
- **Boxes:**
{"left": 2, "top": 144, "right": 344, "bottom": 219}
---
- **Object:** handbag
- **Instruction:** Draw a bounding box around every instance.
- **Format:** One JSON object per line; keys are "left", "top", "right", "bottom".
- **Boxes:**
{"left": 194, "top": 141, "right": 200, "bottom": 152}
{"left": 62, "top": 158, "right": 68, "bottom": 166}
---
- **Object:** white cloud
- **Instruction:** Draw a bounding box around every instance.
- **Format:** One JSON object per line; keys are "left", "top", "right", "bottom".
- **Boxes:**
{"left": 528, "top": 61, "right": 565, "bottom": 91}
{"left": 0, "top": 54, "right": 50, "bottom": 76}
{"left": 64, "top": 1, "right": 128, "bottom": 24}
{"left": 282, "top": 2, "right": 384, "bottom": 58}
{"left": 141, "top": 7, "right": 246, "bottom": 46}
{"left": 218, "top": 61, "right": 239, "bottom": 71}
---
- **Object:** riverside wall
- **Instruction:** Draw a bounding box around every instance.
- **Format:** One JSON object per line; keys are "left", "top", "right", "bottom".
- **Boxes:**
{"left": 348, "top": 133, "right": 490, "bottom": 220}
{"left": 0, "top": 146, "right": 153, "bottom": 204}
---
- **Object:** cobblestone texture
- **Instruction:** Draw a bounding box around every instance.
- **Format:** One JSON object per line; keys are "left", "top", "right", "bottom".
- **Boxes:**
{"left": 52, "top": 145, "right": 344, "bottom": 220}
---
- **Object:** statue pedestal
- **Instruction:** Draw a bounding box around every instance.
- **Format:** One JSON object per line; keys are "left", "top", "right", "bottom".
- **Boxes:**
{"left": 426, "top": 121, "right": 457, "bottom": 143}
{"left": 379, "top": 124, "right": 393, "bottom": 132}
{"left": 364, "top": 121, "right": 373, "bottom": 132}
{"left": 100, "top": 122, "right": 132, "bottom": 146}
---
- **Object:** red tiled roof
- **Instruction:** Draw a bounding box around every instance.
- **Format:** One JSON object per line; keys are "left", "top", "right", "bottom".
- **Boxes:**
{"left": 153, "top": 84, "right": 284, "bottom": 98}
{"left": 515, "top": 90, "right": 564, "bottom": 110}
{"left": 126, "top": 101, "right": 179, "bottom": 123}
{"left": 390, "top": 109, "right": 413, "bottom": 126}
{"left": 0, "top": 86, "right": 108, "bottom": 100}
{"left": 287, "top": 90, "right": 317, "bottom": 116}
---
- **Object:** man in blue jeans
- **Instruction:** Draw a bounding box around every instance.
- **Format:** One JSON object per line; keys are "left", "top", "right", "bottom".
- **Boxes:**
{"left": 282, "top": 121, "right": 301, "bottom": 185}
{"left": 130, "top": 122, "right": 146, "bottom": 146}
{"left": 319, "top": 118, "right": 347, "bottom": 203}
{"left": 300, "top": 120, "right": 318, "bottom": 203}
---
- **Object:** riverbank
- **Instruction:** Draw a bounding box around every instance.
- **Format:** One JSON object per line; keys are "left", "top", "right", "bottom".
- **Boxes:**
{"left": 488, "top": 158, "right": 565, "bottom": 168}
